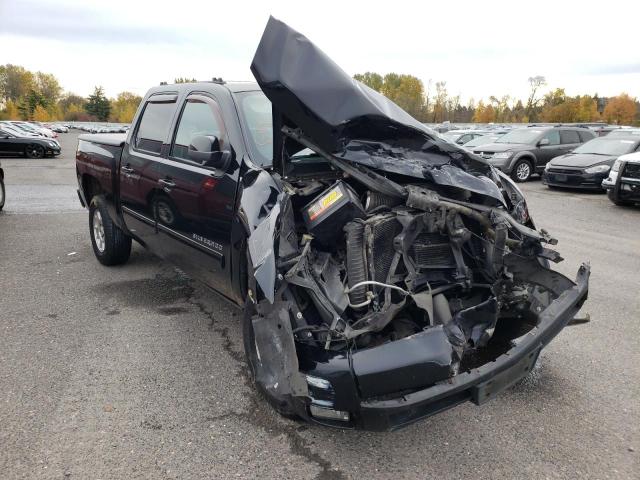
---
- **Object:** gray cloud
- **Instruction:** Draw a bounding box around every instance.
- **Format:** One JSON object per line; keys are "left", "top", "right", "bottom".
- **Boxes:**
{"left": 582, "top": 63, "right": 640, "bottom": 75}
{"left": 1, "top": 1, "right": 192, "bottom": 45}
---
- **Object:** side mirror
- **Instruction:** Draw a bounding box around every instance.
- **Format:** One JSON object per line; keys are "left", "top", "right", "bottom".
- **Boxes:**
{"left": 188, "top": 135, "right": 231, "bottom": 169}
{"left": 538, "top": 138, "right": 550, "bottom": 147}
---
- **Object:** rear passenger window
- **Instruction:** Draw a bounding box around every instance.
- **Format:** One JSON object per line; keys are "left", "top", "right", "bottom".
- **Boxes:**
{"left": 578, "top": 130, "right": 596, "bottom": 142}
{"left": 560, "top": 130, "right": 581, "bottom": 144}
{"left": 134, "top": 101, "right": 175, "bottom": 154}
{"left": 542, "top": 130, "right": 560, "bottom": 145}
{"left": 171, "top": 98, "right": 226, "bottom": 161}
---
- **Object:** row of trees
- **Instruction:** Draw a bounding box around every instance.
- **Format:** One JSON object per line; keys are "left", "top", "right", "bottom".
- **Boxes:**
{"left": 2, "top": 64, "right": 638, "bottom": 125}
{"left": 354, "top": 72, "right": 639, "bottom": 125}
{"left": 0, "top": 64, "right": 142, "bottom": 123}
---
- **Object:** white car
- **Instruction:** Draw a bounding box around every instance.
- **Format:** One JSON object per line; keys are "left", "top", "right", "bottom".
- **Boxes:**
{"left": 602, "top": 151, "right": 640, "bottom": 206}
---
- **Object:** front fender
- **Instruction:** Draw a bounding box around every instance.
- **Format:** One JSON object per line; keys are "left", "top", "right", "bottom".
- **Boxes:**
{"left": 237, "top": 168, "right": 287, "bottom": 303}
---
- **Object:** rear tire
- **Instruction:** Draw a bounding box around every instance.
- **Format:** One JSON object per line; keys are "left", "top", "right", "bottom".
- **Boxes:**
{"left": 0, "top": 176, "right": 5, "bottom": 211}
{"left": 89, "top": 196, "right": 131, "bottom": 266}
{"left": 511, "top": 159, "right": 533, "bottom": 182}
{"left": 607, "top": 190, "right": 632, "bottom": 206}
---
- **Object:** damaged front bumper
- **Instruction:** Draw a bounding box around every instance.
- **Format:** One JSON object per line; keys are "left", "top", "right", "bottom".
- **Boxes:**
{"left": 287, "top": 264, "right": 589, "bottom": 431}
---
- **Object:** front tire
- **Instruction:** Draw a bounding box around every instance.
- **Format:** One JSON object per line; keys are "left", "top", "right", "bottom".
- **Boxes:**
{"left": 25, "top": 144, "right": 45, "bottom": 159}
{"left": 0, "top": 176, "right": 5, "bottom": 211}
{"left": 511, "top": 159, "right": 533, "bottom": 182}
{"left": 607, "top": 190, "right": 632, "bottom": 206}
{"left": 89, "top": 196, "right": 131, "bottom": 265}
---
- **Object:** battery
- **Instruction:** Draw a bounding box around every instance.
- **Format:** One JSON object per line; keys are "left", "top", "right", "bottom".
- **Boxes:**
{"left": 302, "top": 181, "right": 365, "bottom": 245}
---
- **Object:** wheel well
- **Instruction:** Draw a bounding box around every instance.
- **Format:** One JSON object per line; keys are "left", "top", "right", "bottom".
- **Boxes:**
{"left": 515, "top": 155, "right": 534, "bottom": 166}
{"left": 82, "top": 175, "right": 103, "bottom": 202}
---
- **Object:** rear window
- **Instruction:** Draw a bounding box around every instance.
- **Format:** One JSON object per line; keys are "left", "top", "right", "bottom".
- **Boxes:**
{"left": 560, "top": 130, "right": 581, "bottom": 144}
{"left": 578, "top": 130, "right": 596, "bottom": 142}
{"left": 134, "top": 101, "right": 175, "bottom": 154}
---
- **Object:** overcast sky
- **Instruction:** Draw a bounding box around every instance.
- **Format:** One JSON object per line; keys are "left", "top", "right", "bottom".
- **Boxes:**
{"left": 2, "top": 0, "right": 639, "bottom": 103}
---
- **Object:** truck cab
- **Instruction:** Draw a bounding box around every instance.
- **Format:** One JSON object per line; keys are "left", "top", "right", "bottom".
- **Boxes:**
{"left": 77, "top": 81, "right": 271, "bottom": 304}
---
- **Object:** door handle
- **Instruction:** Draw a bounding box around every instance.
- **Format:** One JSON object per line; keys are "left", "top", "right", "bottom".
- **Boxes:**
{"left": 158, "top": 178, "right": 175, "bottom": 192}
{"left": 122, "top": 165, "right": 135, "bottom": 175}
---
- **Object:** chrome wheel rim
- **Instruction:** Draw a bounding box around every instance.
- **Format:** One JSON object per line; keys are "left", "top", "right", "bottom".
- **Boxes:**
{"left": 516, "top": 162, "right": 530, "bottom": 180}
{"left": 30, "top": 146, "right": 44, "bottom": 158}
{"left": 157, "top": 201, "right": 175, "bottom": 225}
{"left": 93, "top": 210, "right": 106, "bottom": 252}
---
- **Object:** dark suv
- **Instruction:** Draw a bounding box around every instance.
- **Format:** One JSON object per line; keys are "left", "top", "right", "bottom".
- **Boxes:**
{"left": 472, "top": 126, "right": 596, "bottom": 182}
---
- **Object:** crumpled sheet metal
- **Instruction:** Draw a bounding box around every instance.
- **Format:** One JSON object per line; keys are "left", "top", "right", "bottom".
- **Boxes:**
{"left": 252, "top": 302, "right": 308, "bottom": 398}
{"left": 240, "top": 169, "right": 284, "bottom": 303}
{"left": 251, "top": 16, "right": 504, "bottom": 204}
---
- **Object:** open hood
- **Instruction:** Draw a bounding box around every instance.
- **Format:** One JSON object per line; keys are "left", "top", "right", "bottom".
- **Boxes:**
{"left": 251, "top": 16, "right": 504, "bottom": 204}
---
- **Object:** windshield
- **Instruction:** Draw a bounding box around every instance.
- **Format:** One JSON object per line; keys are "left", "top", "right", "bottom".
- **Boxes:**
{"left": 465, "top": 134, "right": 499, "bottom": 147}
{"left": 235, "top": 91, "right": 273, "bottom": 166}
{"left": 607, "top": 129, "right": 640, "bottom": 137}
{"left": 496, "top": 129, "right": 543, "bottom": 144}
{"left": 573, "top": 138, "right": 638, "bottom": 155}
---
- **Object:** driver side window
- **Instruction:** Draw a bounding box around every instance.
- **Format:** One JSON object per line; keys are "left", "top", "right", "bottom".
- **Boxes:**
{"left": 541, "top": 130, "right": 560, "bottom": 145}
{"left": 171, "top": 97, "right": 226, "bottom": 162}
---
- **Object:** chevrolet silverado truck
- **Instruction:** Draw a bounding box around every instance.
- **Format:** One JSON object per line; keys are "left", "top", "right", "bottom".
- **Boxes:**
{"left": 75, "top": 17, "right": 590, "bottom": 431}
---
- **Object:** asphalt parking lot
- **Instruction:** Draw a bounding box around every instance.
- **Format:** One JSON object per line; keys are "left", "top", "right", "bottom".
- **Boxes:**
{"left": 1, "top": 132, "right": 638, "bottom": 480}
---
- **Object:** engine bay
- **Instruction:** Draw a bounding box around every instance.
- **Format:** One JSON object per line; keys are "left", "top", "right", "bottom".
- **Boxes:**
{"left": 259, "top": 151, "right": 567, "bottom": 379}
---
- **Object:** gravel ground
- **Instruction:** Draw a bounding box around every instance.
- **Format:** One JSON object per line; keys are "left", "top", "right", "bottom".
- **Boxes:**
{"left": 0, "top": 132, "right": 638, "bottom": 479}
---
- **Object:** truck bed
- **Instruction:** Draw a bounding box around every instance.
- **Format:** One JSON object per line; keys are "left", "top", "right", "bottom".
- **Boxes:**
{"left": 77, "top": 133, "right": 127, "bottom": 147}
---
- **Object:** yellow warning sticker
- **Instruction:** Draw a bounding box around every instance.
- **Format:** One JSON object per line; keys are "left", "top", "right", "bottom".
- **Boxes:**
{"left": 308, "top": 187, "right": 343, "bottom": 221}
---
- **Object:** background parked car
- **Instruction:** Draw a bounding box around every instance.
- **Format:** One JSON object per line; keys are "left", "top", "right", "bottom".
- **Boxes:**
{"left": 0, "top": 123, "right": 41, "bottom": 138}
{"left": 607, "top": 128, "right": 640, "bottom": 137}
{"left": 602, "top": 152, "right": 640, "bottom": 206}
{"left": 462, "top": 132, "right": 507, "bottom": 151}
{"left": 472, "top": 126, "right": 596, "bottom": 182}
{"left": 0, "top": 129, "right": 61, "bottom": 158}
{"left": 441, "top": 129, "right": 492, "bottom": 145}
{"left": 542, "top": 135, "right": 640, "bottom": 190}
{"left": 14, "top": 121, "right": 57, "bottom": 138}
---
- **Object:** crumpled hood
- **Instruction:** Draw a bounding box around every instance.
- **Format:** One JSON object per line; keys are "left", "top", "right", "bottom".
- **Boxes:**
{"left": 250, "top": 16, "right": 505, "bottom": 205}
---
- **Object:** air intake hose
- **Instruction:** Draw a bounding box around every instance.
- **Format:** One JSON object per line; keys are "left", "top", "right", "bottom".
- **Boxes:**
{"left": 344, "top": 221, "right": 368, "bottom": 308}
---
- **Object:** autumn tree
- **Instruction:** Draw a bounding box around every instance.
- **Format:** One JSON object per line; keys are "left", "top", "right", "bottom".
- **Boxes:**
{"left": 575, "top": 96, "right": 600, "bottom": 122}
{"left": 473, "top": 101, "right": 496, "bottom": 123}
{"left": 110, "top": 92, "right": 142, "bottom": 123}
{"left": 86, "top": 86, "right": 111, "bottom": 121}
{"left": 34, "top": 72, "right": 62, "bottom": 106}
{"left": 603, "top": 93, "right": 637, "bottom": 125}
{"left": 431, "top": 81, "right": 449, "bottom": 123}
{"left": 0, "top": 100, "right": 20, "bottom": 120}
{"left": 526, "top": 75, "right": 546, "bottom": 122}
{"left": 0, "top": 64, "right": 34, "bottom": 102}
{"left": 17, "top": 88, "right": 48, "bottom": 120}
{"left": 32, "top": 105, "right": 52, "bottom": 122}
{"left": 353, "top": 72, "right": 383, "bottom": 92}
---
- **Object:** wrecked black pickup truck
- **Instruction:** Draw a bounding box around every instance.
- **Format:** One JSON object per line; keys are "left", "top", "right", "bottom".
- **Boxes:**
{"left": 75, "top": 17, "right": 590, "bottom": 431}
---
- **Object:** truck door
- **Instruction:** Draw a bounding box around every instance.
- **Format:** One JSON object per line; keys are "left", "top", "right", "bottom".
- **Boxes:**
{"left": 119, "top": 94, "right": 177, "bottom": 253}
{"left": 152, "top": 93, "right": 237, "bottom": 300}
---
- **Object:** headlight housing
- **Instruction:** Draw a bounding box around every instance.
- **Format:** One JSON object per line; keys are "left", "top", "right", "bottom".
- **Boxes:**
{"left": 493, "top": 151, "right": 513, "bottom": 159}
{"left": 584, "top": 164, "right": 611, "bottom": 174}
